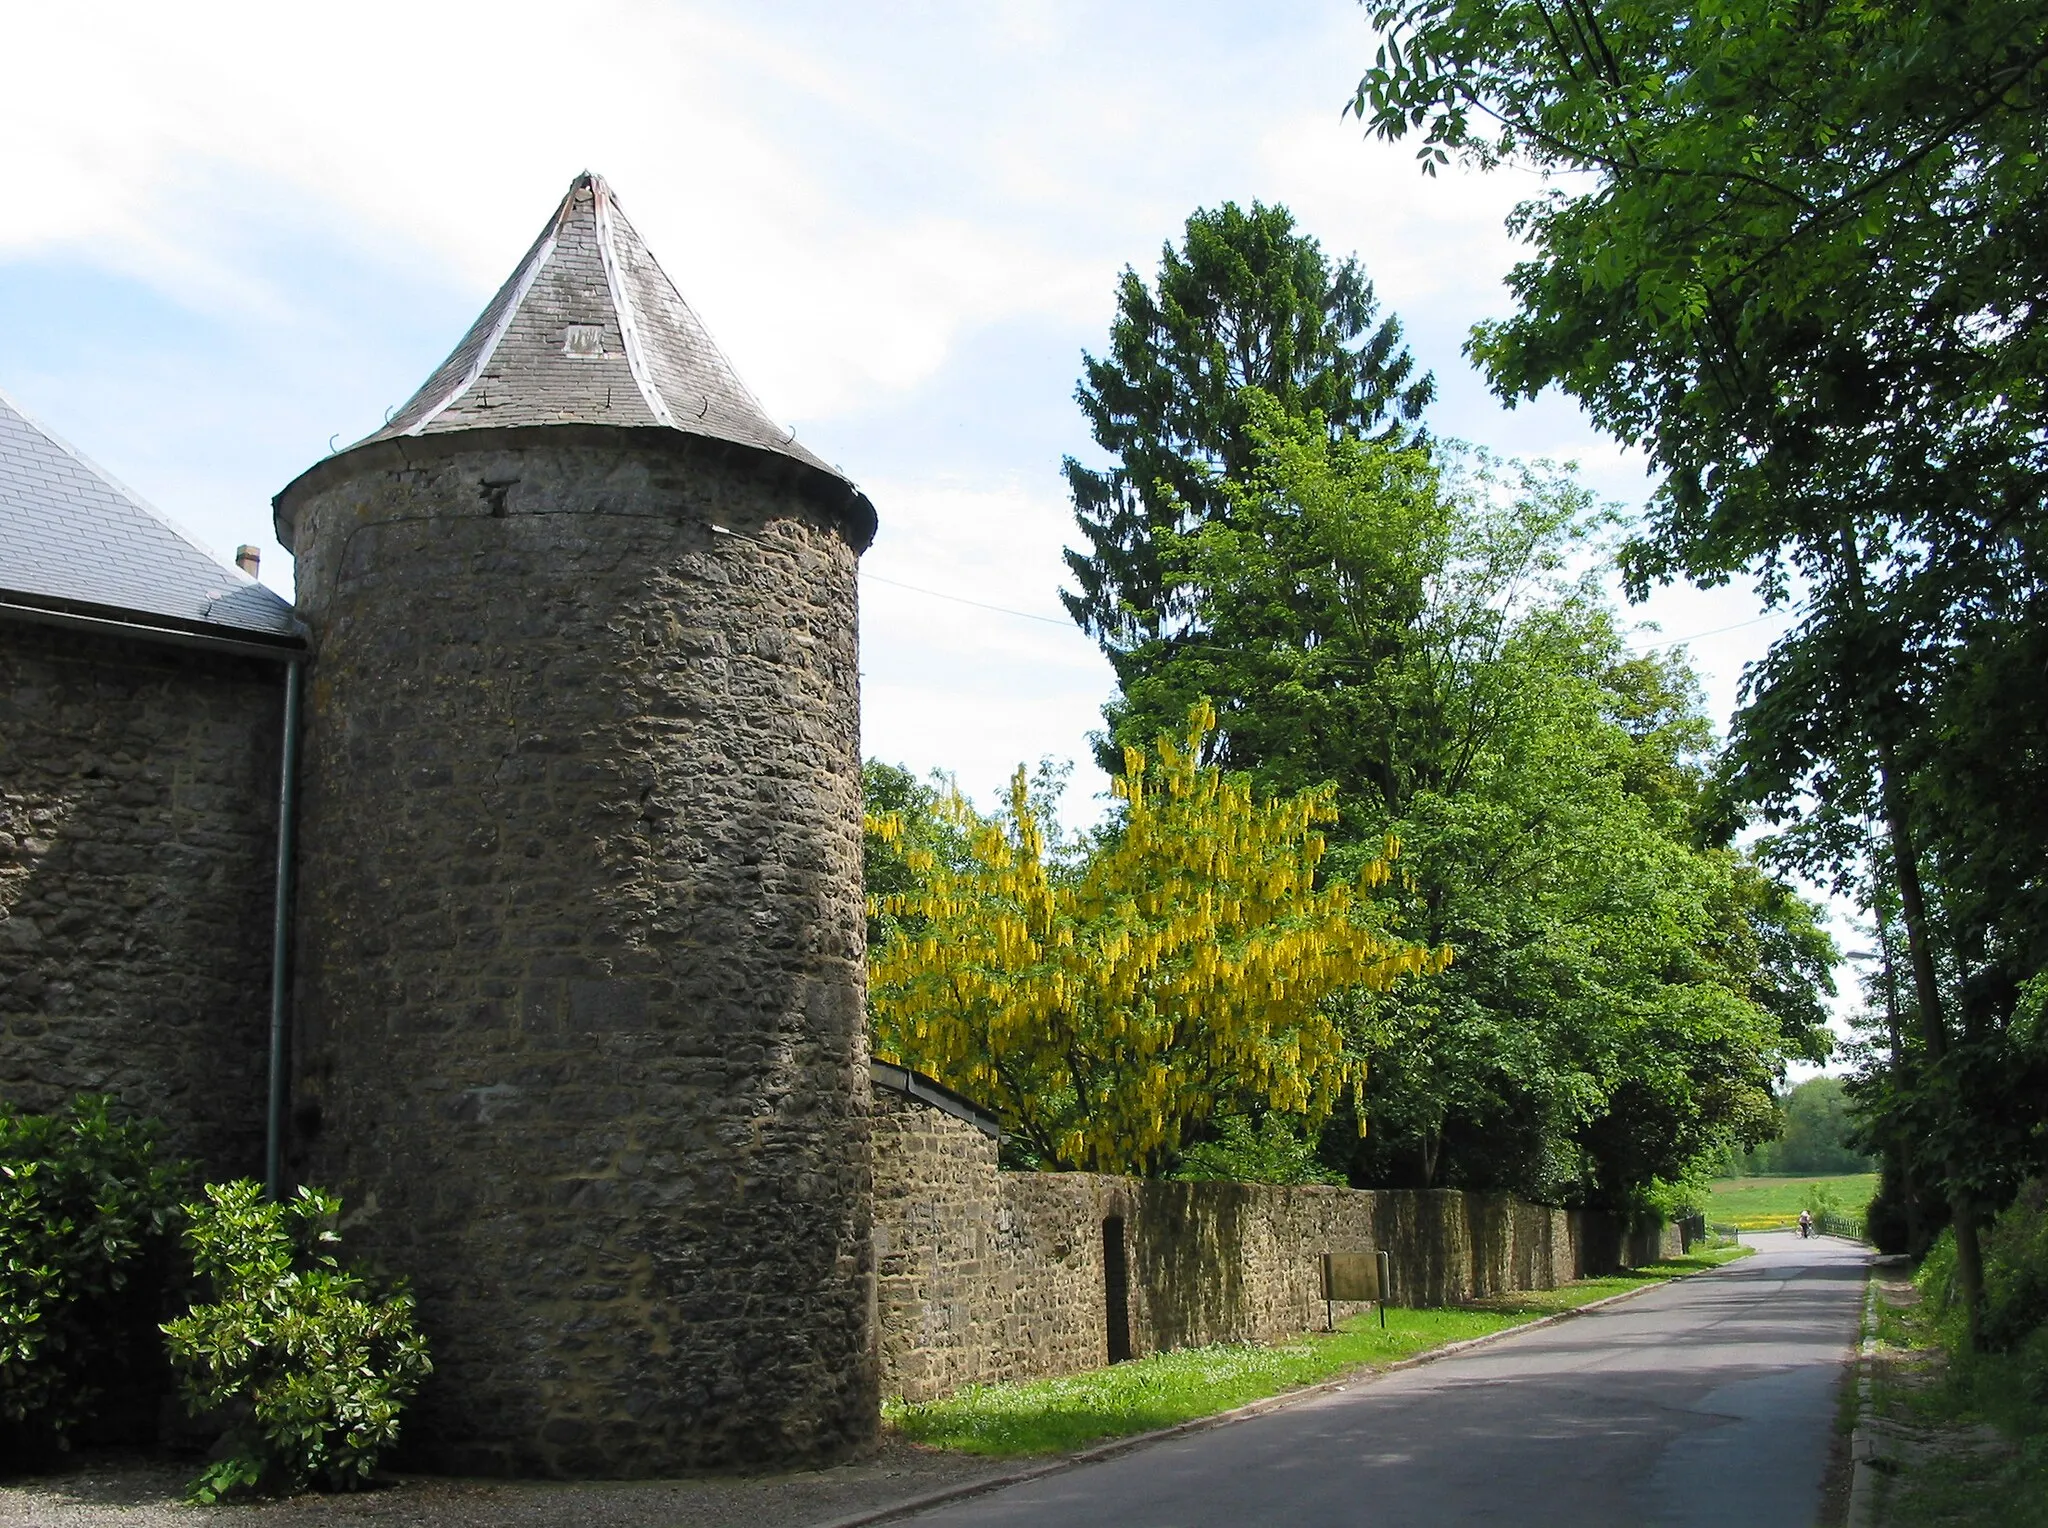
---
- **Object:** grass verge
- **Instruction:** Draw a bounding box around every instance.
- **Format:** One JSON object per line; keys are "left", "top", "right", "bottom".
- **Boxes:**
{"left": 1863, "top": 1273, "right": 2048, "bottom": 1527}
{"left": 887, "top": 1243, "right": 1753, "bottom": 1456}
{"left": 1708, "top": 1173, "right": 1879, "bottom": 1231}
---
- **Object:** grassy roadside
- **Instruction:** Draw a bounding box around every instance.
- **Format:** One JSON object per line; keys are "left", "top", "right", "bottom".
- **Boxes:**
{"left": 888, "top": 1243, "right": 1754, "bottom": 1456}
{"left": 1861, "top": 1269, "right": 2048, "bottom": 1527}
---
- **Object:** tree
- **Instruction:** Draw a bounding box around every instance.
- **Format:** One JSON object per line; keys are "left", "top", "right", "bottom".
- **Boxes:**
{"left": 1352, "top": 0, "right": 2048, "bottom": 1340}
{"left": 1062, "top": 201, "right": 1434, "bottom": 673}
{"left": 865, "top": 703, "right": 1447, "bottom": 1175}
{"left": 1123, "top": 403, "right": 1832, "bottom": 1210}
{"left": 1742, "top": 1077, "right": 1872, "bottom": 1177}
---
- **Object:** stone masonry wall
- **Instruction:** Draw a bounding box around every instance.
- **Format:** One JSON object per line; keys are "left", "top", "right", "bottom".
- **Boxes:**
{"left": 282, "top": 431, "right": 874, "bottom": 1477}
{"left": 873, "top": 1092, "right": 1626, "bottom": 1403}
{"left": 0, "top": 621, "right": 282, "bottom": 1177}
{"left": 870, "top": 1089, "right": 1006, "bottom": 1397}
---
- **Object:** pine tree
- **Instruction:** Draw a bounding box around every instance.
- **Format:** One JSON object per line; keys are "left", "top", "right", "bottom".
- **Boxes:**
{"left": 1061, "top": 201, "right": 1433, "bottom": 671}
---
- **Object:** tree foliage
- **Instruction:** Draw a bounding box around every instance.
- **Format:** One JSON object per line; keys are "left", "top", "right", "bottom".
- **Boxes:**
{"left": 1063, "top": 201, "right": 1434, "bottom": 671}
{"left": 1354, "top": 0, "right": 2048, "bottom": 1335}
{"left": 1111, "top": 403, "right": 1832, "bottom": 1209}
{"left": 1734, "top": 1076, "right": 1874, "bottom": 1178}
{"left": 163, "top": 1181, "right": 431, "bottom": 1502}
{"left": 866, "top": 704, "right": 1447, "bottom": 1175}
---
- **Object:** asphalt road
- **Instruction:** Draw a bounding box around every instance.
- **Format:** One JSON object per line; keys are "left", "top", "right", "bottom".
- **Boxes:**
{"left": 908, "top": 1232, "right": 1868, "bottom": 1528}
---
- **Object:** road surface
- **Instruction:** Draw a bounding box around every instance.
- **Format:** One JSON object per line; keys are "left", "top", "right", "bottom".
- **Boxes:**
{"left": 908, "top": 1231, "right": 1867, "bottom": 1527}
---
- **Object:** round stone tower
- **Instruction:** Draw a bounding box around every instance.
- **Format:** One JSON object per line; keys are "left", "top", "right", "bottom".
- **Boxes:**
{"left": 273, "top": 173, "right": 878, "bottom": 1477}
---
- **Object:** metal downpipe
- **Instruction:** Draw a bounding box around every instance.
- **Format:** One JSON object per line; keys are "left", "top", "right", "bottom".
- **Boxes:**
{"left": 264, "top": 658, "right": 303, "bottom": 1200}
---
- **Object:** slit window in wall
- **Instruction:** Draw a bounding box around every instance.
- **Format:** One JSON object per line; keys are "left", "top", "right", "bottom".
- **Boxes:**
{"left": 1102, "top": 1216, "right": 1131, "bottom": 1363}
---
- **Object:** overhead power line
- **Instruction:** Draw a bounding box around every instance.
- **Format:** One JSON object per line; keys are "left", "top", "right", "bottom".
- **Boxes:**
{"left": 860, "top": 571, "right": 1074, "bottom": 628}
{"left": 1642, "top": 611, "right": 1789, "bottom": 646}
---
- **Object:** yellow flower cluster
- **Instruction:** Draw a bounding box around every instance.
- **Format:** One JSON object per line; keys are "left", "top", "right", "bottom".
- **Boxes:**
{"left": 867, "top": 702, "right": 1450, "bottom": 1174}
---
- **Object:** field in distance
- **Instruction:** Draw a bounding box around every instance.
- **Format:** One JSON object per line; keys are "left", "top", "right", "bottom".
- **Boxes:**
{"left": 1708, "top": 1172, "right": 1879, "bottom": 1230}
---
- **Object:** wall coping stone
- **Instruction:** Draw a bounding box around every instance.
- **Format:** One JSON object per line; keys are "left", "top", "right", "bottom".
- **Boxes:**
{"left": 870, "top": 1060, "right": 1002, "bottom": 1140}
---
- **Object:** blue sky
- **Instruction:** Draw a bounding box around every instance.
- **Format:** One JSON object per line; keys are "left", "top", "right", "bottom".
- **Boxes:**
{"left": 3, "top": 0, "right": 1795, "bottom": 827}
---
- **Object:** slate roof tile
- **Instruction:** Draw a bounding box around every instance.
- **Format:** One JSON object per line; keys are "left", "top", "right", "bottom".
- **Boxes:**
{"left": 365, "top": 172, "right": 839, "bottom": 478}
{"left": 0, "top": 387, "right": 301, "bottom": 641}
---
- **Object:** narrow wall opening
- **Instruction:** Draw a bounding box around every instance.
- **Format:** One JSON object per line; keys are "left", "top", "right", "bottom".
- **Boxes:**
{"left": 1102, "top": 1216, "right": 1131, "bottom": 1363}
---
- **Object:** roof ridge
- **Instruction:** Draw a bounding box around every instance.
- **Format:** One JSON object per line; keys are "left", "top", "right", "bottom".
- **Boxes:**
{"left": 592, "top": 178, "right": 674, "bottom": 429}
{"left": 595, "top": 179, "right": 788, "bottom": 443}
{"left": 350, "top": 172, "right": 847, "bottom": 482}
{"left": 0, "top": 383, "right": 301, "bottom": 639}
{"left": 402, "top": 197, "right": 572, "bottom": 438}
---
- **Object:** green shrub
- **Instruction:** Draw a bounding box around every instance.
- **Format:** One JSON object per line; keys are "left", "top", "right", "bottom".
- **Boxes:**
{"left": 1980, "top": 1179, "right": 2048, "bottom": 1354}
{"left": 0, "top": 1096, "right": 183, "bottom": 1453}
{"left": 1172, "top": 1114, "right": 1344, "bottom": 1186}
{"left": 1918, "top": 1180, "right": 2048, "bottom": 1361}
{"left": 162, "top": 1181, "right": 431, "bottom": 1502}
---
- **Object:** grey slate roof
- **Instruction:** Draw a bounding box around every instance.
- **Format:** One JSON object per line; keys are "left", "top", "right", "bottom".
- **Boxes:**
{"left": 363, "top": 172, "right": 841, "bottom": 480}
{"left": 0, "top": 386, "right": 300, "bottom": 641}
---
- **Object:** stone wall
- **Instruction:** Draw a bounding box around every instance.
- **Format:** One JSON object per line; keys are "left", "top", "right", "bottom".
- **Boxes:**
{"left": 873, "top": 1090, "right": 1631, "bottom": 1403}
{"left": 0, "top": 620, "right": 282, "bottom": 1178}
{"left": 280, "top": 429, "right": 874, "bottom": 1478}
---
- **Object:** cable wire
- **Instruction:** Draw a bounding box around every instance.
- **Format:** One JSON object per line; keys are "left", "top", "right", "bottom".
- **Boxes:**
{"left": 860, "top": 571, "right": 1074, "bottom": 627}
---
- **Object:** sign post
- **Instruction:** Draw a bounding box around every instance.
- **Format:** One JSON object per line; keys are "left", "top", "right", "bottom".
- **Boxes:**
{"left": 1321, "top": 1250, "right": 1395, "bottom": 1331}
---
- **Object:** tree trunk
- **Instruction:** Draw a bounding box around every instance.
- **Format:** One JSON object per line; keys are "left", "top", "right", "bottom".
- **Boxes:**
{"left": 1872, "top": 891, "right": 1924, "bottom": 1252}
{"left": 1838, "top": 523, "right": 1984, "bottom": 1346}
{"left": 1872, "top": 738, "right": 1986, "bottom": 1346}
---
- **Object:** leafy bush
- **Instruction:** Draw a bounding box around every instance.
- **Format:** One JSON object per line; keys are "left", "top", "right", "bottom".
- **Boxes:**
{"left": 1173, "top": 1113, "right": 1346, "bottom": 1186}
{"left": 162, "top": 1181, "right": 431, "bottom": 1502}
{"left": 1919, "top": 1179, "right": 2048, "bottom": 1389}
{"left": 1799, "top": 1180, "right": 1862, "bottom": 1238}
{"left": 1980, "top": 1180, "right": 2048, "bottom": 1356}
{"left": 0, "top": 1096, "right": 183, "bottom": 1454}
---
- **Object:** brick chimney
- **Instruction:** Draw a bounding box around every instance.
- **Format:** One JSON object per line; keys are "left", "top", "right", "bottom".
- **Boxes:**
{"left": 235, "top": 545, "right": 261, "bottom": 577}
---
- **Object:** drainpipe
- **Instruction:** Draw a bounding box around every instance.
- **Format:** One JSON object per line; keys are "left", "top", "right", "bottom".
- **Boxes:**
{"left": 264, "top": 658, "right": 304, "bottom": 1201}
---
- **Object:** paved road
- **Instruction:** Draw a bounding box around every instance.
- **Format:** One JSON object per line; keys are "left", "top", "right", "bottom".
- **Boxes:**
{"left": 909, "top": 1232, "right": 1868, "bottom": 1528}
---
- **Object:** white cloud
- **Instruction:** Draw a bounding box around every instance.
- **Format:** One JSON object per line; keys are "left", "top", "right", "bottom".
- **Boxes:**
{"left": 1258, "top": 112, "right": 1534, "bottom": 314}
{"left": 857, "top": 472, "right": 1114, "bottom": 824}
{"left": 1, "top": 0, "right": 1793, "bottom": 814}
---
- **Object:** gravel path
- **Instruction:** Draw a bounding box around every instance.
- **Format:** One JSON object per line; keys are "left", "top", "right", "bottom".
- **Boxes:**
{"left": 0, "top": 1438, "right": 1010, "bottom": 1528}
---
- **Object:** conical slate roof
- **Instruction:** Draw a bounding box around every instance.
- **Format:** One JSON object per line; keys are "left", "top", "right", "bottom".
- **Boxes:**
{"left": 363, "top": 172, "right": 839, "bottom": 480}
{"left": 0, "top": 385, "right": 300, "bottom": 643}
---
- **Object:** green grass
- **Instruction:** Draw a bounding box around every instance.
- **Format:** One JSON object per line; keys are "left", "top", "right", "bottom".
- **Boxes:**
{"left": 1865, "top": 1277, "right": 2048, "bottom": 1527}
{"left": 1708, "top": 1172, "right": 1879, "bottom": 1230}
{"left": 887, "top": 1244, "right": 1753, "bottom": 1456}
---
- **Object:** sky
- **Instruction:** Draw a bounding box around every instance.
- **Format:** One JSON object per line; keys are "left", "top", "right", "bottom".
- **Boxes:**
{"left": 5, "top": 0, "right": 1861, "bottom": 1070}
{"left": 0, "top": 0, "right": 1800, "bottom": 805}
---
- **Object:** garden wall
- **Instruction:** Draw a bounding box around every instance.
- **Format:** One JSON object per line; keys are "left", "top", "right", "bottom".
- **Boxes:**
{"left": 0, "top": 622, "right": 283, "bottom": 1179}
{"left": 872, "top": 1084, "right": 1659, "bottom": 1403}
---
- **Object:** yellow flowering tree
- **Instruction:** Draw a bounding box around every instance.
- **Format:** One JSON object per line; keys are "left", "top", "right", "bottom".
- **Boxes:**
{"left": 867, "top": 703, "right": 1448, "bottom": 1174}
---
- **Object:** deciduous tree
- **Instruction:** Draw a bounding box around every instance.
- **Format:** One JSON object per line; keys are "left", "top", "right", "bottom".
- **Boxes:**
{"left": 866, "top": 704, "right": 1447, "bottom": 1175}
{"left": 1124, "top": 405, "right": 1831, "bottom": 1209}
{"left": 1351, "top": 0, "right": 2048, "bottom": 1338}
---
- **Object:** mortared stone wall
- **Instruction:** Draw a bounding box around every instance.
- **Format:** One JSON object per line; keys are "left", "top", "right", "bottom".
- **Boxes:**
{"left": 281, "top": 428, "right": 874, "bottom": 1477}
{"left": 0, "top": 620, "right": 280, "bottom": 1179}
{"left": 872, "top": 1088, "right": 1659, "bottom": 1404}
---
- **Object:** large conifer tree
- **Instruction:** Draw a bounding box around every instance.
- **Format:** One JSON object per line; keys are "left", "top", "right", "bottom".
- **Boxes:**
{"left": 1061, "top": 202, "right": 1434, "bottom": 672}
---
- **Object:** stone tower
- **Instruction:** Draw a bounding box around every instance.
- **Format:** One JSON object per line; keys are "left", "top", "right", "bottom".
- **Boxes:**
{"left": 273, "top": 173, "right": 879, "bottom": 1477}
